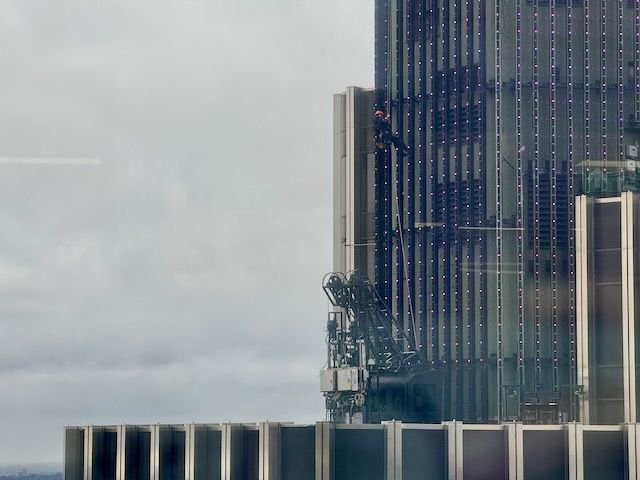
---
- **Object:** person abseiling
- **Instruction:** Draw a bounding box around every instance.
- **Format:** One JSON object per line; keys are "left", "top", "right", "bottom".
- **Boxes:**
{"left": 374, "top": 109, "right": 409, "bottom": 156}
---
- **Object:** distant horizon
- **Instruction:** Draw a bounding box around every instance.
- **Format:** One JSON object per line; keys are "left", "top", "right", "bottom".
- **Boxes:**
{"left": 0, "top": 464, "right": 61, "bottom": 475}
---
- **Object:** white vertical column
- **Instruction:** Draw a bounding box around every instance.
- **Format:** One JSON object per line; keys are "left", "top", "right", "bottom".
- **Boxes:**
{"left": 185, "top": 424, "right": 195, "bottom": 480}
{"left": 567, "top": 424, "right": 575, "bottom": 480}
{"left": 333, "top": 92, "right": 347, "bottom": 274}
{"left": 507, "top": 423, "right": 523, "bottom": 480}
{"left": 575, "top": 195, "right": 591, "bottom": 423}
{"left": 221, "top": 425, "right": 230, "bottom": 480}
{"left": 116, "top": 426, "right": 125, "bottom": 480}
{"left": 622, "top": 192, "right": 637, "bottom": 423}
{"left": 627, "top": 424, "right": 638, "bottom": 480}
{"left": 259, "top": 422, "right": 280, "bottom": 480}
{"left": 315, "top": 422, "right": 334, "bottom": 480}
{"left": 84, "top": 426, "right": 93, "bottom": 480}
{"left": 446, "top": 422, "right": 463, "bottom": 480}
{"left": 567, "top": 423, "right": 581, "bottom": 480}
{"left": 222, "top": 424, "right": 244, "bottom": 480}
{"left": 635, "top": 423, "right": 640, "bottom": 480}
{"left": 150, "top": 425, "right": 160, "bottom": 480}
{"left": 575, "top": 424, "right": 584, "bottom": 480}
{"left": 384, "top": 421, "right": 402, "bottom": 480}
{"left": 345, "top": 87, "right": 357, "bottom": 273}
{"left": 634, "top": 194, "right": 640, "bottom": 427}
{"left": 623, "top": 192, "right": 632, "bottom": 422}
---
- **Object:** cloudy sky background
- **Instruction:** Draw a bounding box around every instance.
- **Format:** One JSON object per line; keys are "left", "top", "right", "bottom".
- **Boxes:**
{"left": 0, "top": 0, "right": 372, "bottom": 463}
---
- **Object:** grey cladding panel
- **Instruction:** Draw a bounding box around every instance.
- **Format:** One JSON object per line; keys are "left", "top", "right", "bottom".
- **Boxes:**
{"left": 241, "top": 430, "right": 258, "bottom": 480}
{"left": 159, "top": 429, "right": 185, "bottom": 480}
{"left": 280, "top": 427, "right": 314, "bottom": 480}
{"left": 66, "top": 422, "right": 640, "bottom": 480}
{"left": 64, "top": 429, "right": 84, "bottom": 480}
{"left": 522, "top": 430, "right": 567, "bottom": 480}
{"left": 594, "top": 249, "right": 622, "bottom": 284}
{"left": 193, "top": 428, "right": 221, "bottom": 480}
{"left": 591, "top": 201, "right": 625, "bottom": 424}
{"left": 92, "top": 431, "right": 117, "bottom": 480}
{"left": 125, "top": 430, "right": 151, "bottom": 480}
{"left": 593, "top": 204, "right": 621, "bottom": 250}
{"left": 334, "top": 429, "right": 384, "bottom": 480}
{"left": 402, "top": 429, "right": 446, "bottom": 480}
{"left": 462, "top": 430, "right": 507, "bottom": 480}
{"left": 583, "top": 431, "right": 626, "bottom": 480}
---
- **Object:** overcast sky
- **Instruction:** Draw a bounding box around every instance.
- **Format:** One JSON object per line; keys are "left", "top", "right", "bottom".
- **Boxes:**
{"left": 0, "top": 0, "right": 372, "bottom": 464}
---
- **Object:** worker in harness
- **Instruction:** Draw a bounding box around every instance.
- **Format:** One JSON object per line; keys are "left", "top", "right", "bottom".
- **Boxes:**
{"left": 374, "top": 109, "right": 409, "bottom": 156}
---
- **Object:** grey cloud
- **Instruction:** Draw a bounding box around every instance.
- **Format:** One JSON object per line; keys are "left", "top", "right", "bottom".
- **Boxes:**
{"left": 0, "top": 0, "right": 371, "bottom": 463}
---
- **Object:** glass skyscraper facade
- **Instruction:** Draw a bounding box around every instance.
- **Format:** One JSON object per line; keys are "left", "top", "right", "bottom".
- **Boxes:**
{"left": 373, "top": 0, "right": 640, "bottom": 422}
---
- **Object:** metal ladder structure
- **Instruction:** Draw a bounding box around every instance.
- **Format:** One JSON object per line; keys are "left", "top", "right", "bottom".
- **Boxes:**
{"left": 323, "top": 271, "right": 422, "bottom": 375}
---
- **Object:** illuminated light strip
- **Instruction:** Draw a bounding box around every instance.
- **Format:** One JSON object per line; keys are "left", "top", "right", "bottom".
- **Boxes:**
{"left": 374, "top": 0, "right": 382, "bottom": 293}
{"left": 533, "top": 0, "right": 542, "bottom": 391}
{"left": 516, "top": 0, "right": 525, "bottom": 392}
{"left": 618, "top": 0, "right": 624, "bottom": 174}
{"left": 478, "top": 0, "right": 488, "bottom": 389}
{"left": 464, "top": 0, "right": 476, "bottom": 418}
{"left": 385, "top": 1, "right": 390, "bottom": 304}
{"left": 567, "top": 0, "right": 577, "bottom": 410}
{"left": 377, "top": 0, "right": 392, "bottom": 305}
{"left": 429, "top": 0, "right": 437, "bottom": 365}
{"left": 453, "top": 0, "right": 463, "bottom": 377}
{"left": 405, "top": 0, "right": 413, "bottom": 346}
{"left": 453, "top": 0, "right": 464, "bottom": 418}
{"left": 441, "top": 1, "right": 447, "bottom": 367}
{"left": 374, "top": 0, "right": 384, "bottom": 295}
{"left": 441, "top": 1, "right": 451, "bottom": 416}
{"left": 495, "top": 0, "right": 504, "bottom": 421}
{"left": 585, "top": 0, "right": 591, "bottom": 186}
{"left": 404, "top": 0, "right": 418, "bottom": 351}
{"left": 551, "top": 0, "right": 559, "bottom": 393}
{"left": 394, "top": 0, "right": 403, "bottom": 326}
{"left": 407, "top": 1, "right": 417, "bottom": 352}
{"left": 417, "top": 1, "right": 426, "bottom": 352}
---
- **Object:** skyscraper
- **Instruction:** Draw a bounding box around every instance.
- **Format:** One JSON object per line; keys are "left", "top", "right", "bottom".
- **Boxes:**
{"left": 372, "top": 0, "right": 640, "bottom": 422}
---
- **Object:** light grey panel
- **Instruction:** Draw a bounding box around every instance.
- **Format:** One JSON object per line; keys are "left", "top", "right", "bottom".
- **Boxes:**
{"left": 65, "top": 428, "right": 85, "bottom": 480}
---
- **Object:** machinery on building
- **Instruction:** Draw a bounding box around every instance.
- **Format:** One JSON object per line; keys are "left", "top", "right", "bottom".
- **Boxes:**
{"left": 320, "top": 271, "right": 442, "bottom": 424}
{"left": 320, "top": 271, "right": 581, "bottom": 425}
